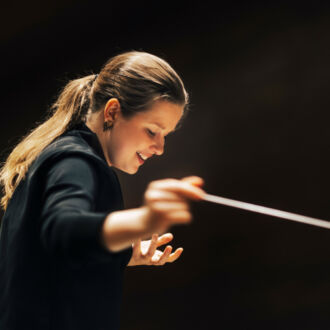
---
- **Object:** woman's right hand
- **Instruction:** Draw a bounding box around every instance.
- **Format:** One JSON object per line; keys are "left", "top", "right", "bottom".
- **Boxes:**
{"left": 141, "top": 176, "right": 206, "bottom": 235}
{"left": 101, "top": 176, "right": 205, "bottom": 252}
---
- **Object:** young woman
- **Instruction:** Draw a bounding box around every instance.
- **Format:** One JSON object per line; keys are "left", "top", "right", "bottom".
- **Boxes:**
{"left": 0, "top": 51, "right": 205, "bottom": 330}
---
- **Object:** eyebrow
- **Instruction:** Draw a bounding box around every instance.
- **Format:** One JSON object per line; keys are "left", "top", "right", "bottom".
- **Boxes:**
{"left": 152, "top": 122, "right": 165, "bottom": 130}
{"left": 151, "top": 122, "right": 181, "bottom": 135}
{"left": 151, "top": 121, "right": 180, "bottom": 133}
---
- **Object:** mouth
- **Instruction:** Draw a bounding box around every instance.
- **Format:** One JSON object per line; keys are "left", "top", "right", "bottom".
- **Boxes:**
{"left": 136, "top": 152, "right": 146, "bottom": 164}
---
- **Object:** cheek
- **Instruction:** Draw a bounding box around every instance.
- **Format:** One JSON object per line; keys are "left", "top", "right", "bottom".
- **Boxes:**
{"left": 110, "top": 127, "right": 147, "bottom": 159}
{"left": 128, "top": 128, "right": 149, "bottom": 146}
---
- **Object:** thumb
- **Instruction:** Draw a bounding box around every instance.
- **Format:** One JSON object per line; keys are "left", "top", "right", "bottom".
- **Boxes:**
{"left": 181, "top": 176, "right": 205, "bottom": 188}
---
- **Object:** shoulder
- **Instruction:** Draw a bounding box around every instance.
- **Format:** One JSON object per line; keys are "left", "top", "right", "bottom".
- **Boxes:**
{"left": 45, "top": 156, "right": 98, "bottom": 187}
{"left": 29, "top": 134, "right": 110, "bottom": 179}
{"left": 37, "top": 140, "right": 124, "bottom": 212}
{"left": 7, "top": 135, "right": 123, "bottom": 214}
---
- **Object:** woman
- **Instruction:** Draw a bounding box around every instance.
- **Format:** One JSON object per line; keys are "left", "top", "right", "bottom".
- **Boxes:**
{"left": 0, "top": 51, "right": 205, "bottom": 330}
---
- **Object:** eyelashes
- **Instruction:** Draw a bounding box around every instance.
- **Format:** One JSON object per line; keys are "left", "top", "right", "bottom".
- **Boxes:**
{"left": 147, "top": 129, "right": 156, "bottom": 137}
{"left": 146, "top": 128, "right": 173, "bottom": 139}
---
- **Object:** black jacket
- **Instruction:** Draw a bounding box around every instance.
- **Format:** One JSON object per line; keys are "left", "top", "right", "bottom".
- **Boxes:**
{"left": 0, "top": 123, "right": 133, "bottom": 330}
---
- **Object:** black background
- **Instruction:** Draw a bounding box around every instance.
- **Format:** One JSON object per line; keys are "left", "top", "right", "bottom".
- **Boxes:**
{"left": 1, "top": 1, "right": 330, "bottom": 329}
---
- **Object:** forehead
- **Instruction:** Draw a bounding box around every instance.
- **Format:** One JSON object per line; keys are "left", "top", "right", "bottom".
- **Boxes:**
{"left": 132, "top": 100, "right": 184, "bottom": 130}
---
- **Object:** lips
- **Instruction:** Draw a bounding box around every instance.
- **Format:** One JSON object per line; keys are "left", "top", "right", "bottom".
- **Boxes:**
{"left": 136, "top": 152, "right": 145, "bottom": 164}
{"left": 137, "top": 152, "right": 147, "bottom": 161}
{"left": 136, "top": 152, "right": 153, "bottom": 165}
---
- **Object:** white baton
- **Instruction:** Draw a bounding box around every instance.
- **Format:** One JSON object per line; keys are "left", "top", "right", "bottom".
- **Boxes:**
{"left": 203, "top": 193, "right": 330, "bottom": 230}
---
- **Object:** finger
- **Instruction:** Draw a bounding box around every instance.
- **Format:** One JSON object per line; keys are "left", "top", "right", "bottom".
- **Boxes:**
{"left": 145, "top": 190, "right": 186, "bottom": 203}
{"left": 151, "top": 201, "right": 189, "bottom": 213}
{"left": 167, "top": 248, "right": 184, "bottom": 263}
{"left": 155, "top": 245, "right": 173, "bottom": 265}
{"left": 181, "top": 176, "right": 204, "bottom": 188}
{"left": 132, "top": 239, "right": 141, "bottom": 259}
{"left": 168, "top": 210, "right": 192, "bottom": 224}
{"left": 156, "top": 233, "right": 173, "bottom": 247}
{"left": 149, "top": 179, "right": 205, "bottom": 201}
{"left": 145, "top": 233, "right": 158, "bottom": 257}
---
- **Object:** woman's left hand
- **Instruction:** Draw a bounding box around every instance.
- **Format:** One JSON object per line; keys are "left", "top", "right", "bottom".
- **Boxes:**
{"left": 127, "top": 233, "right": 183, "bottom": 266}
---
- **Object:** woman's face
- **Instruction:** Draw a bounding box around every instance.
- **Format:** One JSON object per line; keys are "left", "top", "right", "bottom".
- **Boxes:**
{"left": 104, "top": 100, "right": 184, "bottom": 174}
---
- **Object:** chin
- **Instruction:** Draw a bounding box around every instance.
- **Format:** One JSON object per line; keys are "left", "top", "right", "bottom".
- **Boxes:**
{"left": 128, "top": 167, "right": 139, "bottom": 175}
{"left": 115, "top": 165, "right": 138, "bottom": 175}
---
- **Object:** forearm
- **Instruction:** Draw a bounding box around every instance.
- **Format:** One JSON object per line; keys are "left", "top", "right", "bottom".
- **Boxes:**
{"left": 101, "top": 207, "right": 151, "bottom": 252}
{"left": 41, "top": 209, "right": 108, "bottom": 258}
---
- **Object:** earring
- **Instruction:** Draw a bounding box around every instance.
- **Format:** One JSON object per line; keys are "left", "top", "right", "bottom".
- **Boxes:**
{"left": 103, "top": 121, "right": 113, "bottom": 131}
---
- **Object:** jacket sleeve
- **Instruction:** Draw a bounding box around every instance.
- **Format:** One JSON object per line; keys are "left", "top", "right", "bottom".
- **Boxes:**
{"left": 39, "top": 155, "right": 122, "bottom": 266}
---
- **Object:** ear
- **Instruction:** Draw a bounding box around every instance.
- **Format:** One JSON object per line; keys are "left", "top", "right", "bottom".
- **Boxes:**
{"left": 103, "top": 98, "right": 121, "bottom": 122}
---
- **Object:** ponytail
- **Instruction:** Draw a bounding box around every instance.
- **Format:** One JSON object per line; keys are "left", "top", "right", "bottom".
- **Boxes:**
{"left": 0, "top": 74, "right": 97, "bottom": 210}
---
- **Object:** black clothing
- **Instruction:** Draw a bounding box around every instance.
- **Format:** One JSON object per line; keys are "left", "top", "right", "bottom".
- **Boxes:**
{"left": 0, "top": 123, "right": 132, "bottom": 330}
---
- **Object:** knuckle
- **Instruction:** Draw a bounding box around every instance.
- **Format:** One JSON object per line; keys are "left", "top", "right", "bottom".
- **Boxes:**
{"left": 144, "top": 190, "right": 156, "bottom": 201}
{"left": 179, "top": 211, "right": 192, "bottom": 223}
{"left": 185, "top": 212, "right": 192, "bottom": 221}
{"left": 149, "top": 179, "right": 164, "bottom": 189}
{"left": 148, "top": 181, "right": 157, "bottom": 189}
{"left": 182, "top": 202, "right": 190, "bottom": 211}
{"left": 144, "top": 190, "right": 151, "bottom": 201}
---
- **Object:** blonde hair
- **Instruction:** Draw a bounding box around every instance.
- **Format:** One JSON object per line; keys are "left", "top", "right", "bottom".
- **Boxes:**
{"left": 0, "top": 51, "right": 189, "bottom": 210}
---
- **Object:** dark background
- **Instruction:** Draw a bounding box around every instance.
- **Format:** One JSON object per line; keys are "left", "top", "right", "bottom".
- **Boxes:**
{"left": 1, "top": 1, "right": 330, "bottom": 329}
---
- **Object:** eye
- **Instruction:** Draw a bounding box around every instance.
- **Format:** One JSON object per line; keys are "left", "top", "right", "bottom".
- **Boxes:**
{"left": 147, "top": 129, "right": 156, "bottom": 137}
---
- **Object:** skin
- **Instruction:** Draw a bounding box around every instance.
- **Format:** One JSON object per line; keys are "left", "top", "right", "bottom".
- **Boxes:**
{"left": 87, "top": 98, "right": 183, "bottom": 174}
{"left": 86, "top": 99, "right": 205, "bottom": 266}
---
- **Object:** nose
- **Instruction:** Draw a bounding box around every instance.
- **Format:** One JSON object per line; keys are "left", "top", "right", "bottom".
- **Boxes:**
{"left": 152, "top": 135, "right": 165, "bottom": 156}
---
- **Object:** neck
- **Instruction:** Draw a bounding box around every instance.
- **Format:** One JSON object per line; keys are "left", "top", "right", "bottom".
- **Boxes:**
{"left": 86, "top": 112, "right": 113, "bottom": 166}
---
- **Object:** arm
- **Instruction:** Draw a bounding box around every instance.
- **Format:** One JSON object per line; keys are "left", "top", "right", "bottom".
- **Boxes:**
{"left": 40, "top": 156, "right": 111, "bottom": 263}
{"left": 41, "top": 155, "right": 205, "bottom": 265}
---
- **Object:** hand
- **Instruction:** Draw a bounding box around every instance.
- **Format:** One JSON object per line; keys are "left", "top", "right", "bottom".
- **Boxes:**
{"left": 142, "top": 176, "right": 205, "bottom": 235}
{"left": 101, "top": 176, "right": 205, "bottom": 253}
{"left": 127, "top": 233, "right": 183, "bottom": 266}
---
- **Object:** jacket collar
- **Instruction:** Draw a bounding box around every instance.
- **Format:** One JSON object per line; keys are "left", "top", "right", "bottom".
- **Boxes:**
{"left": 65, "top": 122, "right": 107, "bottom": 163}
{"left": 29, "top": 121, "right": 111, "bottom": 179}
